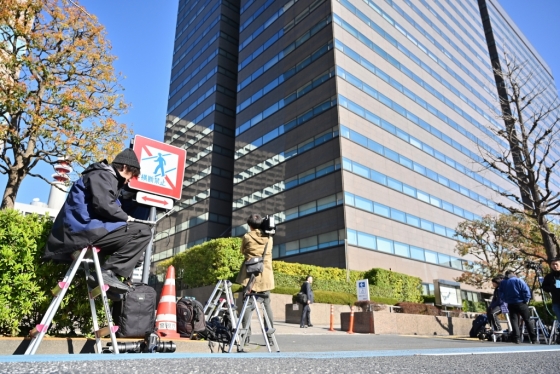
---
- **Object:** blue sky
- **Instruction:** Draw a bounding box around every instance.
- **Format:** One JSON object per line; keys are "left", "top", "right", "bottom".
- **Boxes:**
{"left": 3, "top": 0, "right": 560, "bottom": 205}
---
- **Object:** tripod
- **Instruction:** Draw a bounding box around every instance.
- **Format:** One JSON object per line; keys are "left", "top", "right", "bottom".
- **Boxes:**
{"left": 228, "top": 275, "right": 280, "bottom": 353}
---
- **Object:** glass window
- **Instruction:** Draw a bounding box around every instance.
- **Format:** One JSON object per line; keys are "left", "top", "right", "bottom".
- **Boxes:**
{"left": 417, "top": 190, "right": 430, "bottom": 203}
{"left": 433, "top": 224, "right": 447, "bottom": 236}
{"left": 377, "top": 238, "right": 393, "bottom": 253}
{"left": 357, "top": 232, "right": 376, "bottom": 250}
{"left": 394, "top": 242, "right": 409, "bottom": 257}
{"left": 300, "top": 236, "right": 318, "bottom": 252}
{"left": 370, "top": 170, "right": 387, "bottom": 185}
{"left": 374, "top": 202, "right": 390, "bottom": 217}
{"left": 353, "top": 163, "right": 369, "bottom": 178}
{"left": 390, "top": 209, "right": 406, "bottom": 223}
{"left": 438, "top": 253, "right": 451, "bottom": 267}
{"left": 406, "top": 215, "right": 420, "bottom": 227}
{"left": 299, "top": 201, "right": 317, "bottom": 216}
{"left": 344, "top": 192, "right": 355, "bottom": 206}
{"left": 425, "top": 250, "right": 438, "bottom": 264}
{"left": 410, "top": 246, "right": 424, "bottom": 261}
{"left": 318, "top": 195, "right": 336, "bottom": 210}
{"left": 319, "top": 231, "right": 338, "bottom": 248}
{"left": 347, "top": 229, "right": 357, "bottom": 245}
{"left": 402, "top": 184, "right": 416, "bottom": 197}
{"left": 285, "top": 240, "right": 299, "bottom": 255}
{"left": 420, "top": 219, "right": 434, "bottom": 232}
{"left": 387, "top": 178, "right": 403, "bottom": 192}
{"left": 355, "top": 196, "right": 373, "bottom": 212}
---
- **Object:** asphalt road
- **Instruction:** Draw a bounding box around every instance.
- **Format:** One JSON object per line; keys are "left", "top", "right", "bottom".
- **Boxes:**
{"left": 2, "top": 333, "right": 559, "bottom": 374}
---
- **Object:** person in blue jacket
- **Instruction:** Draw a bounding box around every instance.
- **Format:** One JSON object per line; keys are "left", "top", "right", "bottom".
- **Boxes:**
{"left": 299, "top": 275, "right": 314, "bottom": 328}
{"left": 43, "top": 149, "right": 152, "bottom": 295}
{"left": 499, "top": 270, "right": 537, "bottom": 344}
{"left": 487, "top": 275, "right": 507, "bottom": 331}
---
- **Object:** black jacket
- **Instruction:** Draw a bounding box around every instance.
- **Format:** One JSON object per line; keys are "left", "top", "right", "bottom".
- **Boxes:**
{"left": 300, "top": 281, "right": 314, "bottom": 304}
{"left": 43, "top": 161, "right": 128, "bottom": 262}
{"left": 542, "top": 270, "right": 560, "bottom": 304}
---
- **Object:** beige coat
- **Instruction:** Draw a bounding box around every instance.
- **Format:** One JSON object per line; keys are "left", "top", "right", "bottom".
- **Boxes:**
{"left": 236, "top": 229, "right": 274, "bottom": 292}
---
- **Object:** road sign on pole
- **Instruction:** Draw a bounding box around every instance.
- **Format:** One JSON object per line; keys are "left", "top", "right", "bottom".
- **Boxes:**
{"left": 136, "top": 191, "right": 174, "bottom": 209}
{"left": 129, "top": 135, "right": 186, "bottom": 200}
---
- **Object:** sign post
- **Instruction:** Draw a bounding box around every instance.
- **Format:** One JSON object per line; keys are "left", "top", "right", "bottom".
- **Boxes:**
{"left": 356, "top": 279, "right": 370, "bottom": 301}
{"left": 128, "top": 135, "right": 187, "bottom": 284}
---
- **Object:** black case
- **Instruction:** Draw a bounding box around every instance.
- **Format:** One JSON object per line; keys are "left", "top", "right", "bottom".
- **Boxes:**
{"left": 112, "top": 283, "right": 157, "bottom": 338}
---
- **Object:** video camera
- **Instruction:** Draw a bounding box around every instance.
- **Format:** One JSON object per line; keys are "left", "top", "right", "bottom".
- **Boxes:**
{"left": 260, "top": 215, "right": 276, "bottom": 237}
{"left": 525, "top": 260, "right": 544, "bottom": 272}
{"left": 102, "top": 332, "right": 176, "bottom": 354}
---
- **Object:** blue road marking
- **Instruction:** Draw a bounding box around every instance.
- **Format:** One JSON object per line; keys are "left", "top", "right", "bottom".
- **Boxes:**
{"left": 2, "top": 346, "right": 559, "bottom": 363}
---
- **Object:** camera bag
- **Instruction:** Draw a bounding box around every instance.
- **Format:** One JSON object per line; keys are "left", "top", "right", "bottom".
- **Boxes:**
{"left": 112, "top": 283, "right": 157, "bottom": 338}
{"left": 296, "top": 292, "right": 308, "bottom": 304}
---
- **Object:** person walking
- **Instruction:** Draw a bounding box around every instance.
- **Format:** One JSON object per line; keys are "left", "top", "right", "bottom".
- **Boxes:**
{"left": 499, "top": 270, "right": 537, "bottom": 344}
{"left": 300, "top": 275, "right": 314, "bottom": 328}
{"left": 541, "top": 257, "right": 560, "bottom": 343}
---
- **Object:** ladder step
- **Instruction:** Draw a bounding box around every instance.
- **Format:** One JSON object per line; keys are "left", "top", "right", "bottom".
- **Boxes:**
{"left": 95, "top": 325, "right": 119, "bottom": 338}
{"left": 51, "top": 281, "right": 69, "bottom": 296}
{"left": 29, "top": 324, "right": 49, "bottom": 337}
{"left": 89, "top": 284, "right": 110, "bottom": 299}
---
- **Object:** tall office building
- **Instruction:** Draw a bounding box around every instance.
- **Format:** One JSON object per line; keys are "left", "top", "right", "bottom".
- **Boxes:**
{"left": 158, "top": 0, "right": 559, "bottom": 295}
{"left": 154, "top": 0, "right": 241, "bottom": 263}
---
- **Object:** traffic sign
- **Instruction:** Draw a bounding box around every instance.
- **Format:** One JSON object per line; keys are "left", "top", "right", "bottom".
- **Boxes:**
{"left": 356, "top": 279, "right": 370, "bottom": 301}
{"left": 136, "top": 191, "right": 174, "bottom": 209}
{"left": 129, "top": 135, "right": 186, "bottom": 200}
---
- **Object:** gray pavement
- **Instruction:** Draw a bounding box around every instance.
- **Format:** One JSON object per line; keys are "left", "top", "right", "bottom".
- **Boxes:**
{"left": 2, "top": 322, "right": 560, "bottom": 373}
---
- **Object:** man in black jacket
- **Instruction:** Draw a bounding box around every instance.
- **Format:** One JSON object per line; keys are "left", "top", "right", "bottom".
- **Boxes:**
{"left": 542, "top": 258, "right": 560, "bottom": 343}
{"left": 300, "top": 275, "right": 314, "bottom": 328}
{"left": 43, "top": 149, "right": 152, "bottom": 295}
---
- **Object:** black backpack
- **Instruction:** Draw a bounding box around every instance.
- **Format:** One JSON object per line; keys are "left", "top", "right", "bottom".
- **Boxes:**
{"left": 112, "top": 283, "right": 157, "bottom": 338}
{"left": 177, "top": 297, "right": 206, "bottom": 338}
{"left": 469, "top": 314, "right": 488, "bottom": 338}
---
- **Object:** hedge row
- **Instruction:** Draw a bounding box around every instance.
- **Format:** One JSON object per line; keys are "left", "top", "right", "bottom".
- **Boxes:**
{"left": 0, "top": 209, "right": 105, "bottom": 337}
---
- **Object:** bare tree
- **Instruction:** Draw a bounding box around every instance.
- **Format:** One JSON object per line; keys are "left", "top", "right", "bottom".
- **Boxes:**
{"left": 482, "top": 51, "right": 560, "bottom": 261}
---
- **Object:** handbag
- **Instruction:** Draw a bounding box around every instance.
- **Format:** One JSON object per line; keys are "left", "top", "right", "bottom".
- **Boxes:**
{"left": 296, "top": 292, "right": 308, "bottom": 304}
{"left": 244, "top": 240, "right": 269, "bottom": 275}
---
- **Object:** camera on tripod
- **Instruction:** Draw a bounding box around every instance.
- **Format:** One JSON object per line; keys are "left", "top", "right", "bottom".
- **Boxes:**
{"left": 102, "top": 332, "right": 176, "bottom": 354}
{"left": 260, "top": 215, "right": 276, "bottom": 237}
{"left": 525, "top": 260, "right": 543, "bottom": 272}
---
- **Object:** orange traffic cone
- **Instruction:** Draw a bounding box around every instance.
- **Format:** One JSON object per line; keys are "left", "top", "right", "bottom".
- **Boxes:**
{"left": 155, "top": 266, "right": 180, "bottom": 338}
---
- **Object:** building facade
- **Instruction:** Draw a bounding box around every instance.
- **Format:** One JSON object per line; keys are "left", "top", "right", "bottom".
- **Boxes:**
{"left": 157, "top": 0, "right": 560, "bottom": 295}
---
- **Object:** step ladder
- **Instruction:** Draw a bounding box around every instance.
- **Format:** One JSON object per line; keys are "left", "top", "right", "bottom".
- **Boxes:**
{"left": 521, "top": 306, "right": 550, "bottom": 343}
{"left": 228, "top": 275, "right": 279, "bottom": 353}
{"left": 548, "top": 319, "right": 559, "bottom": 345}
{"left": 203, "top": 280, "right": 240, "bottom": 352}
{"left": 25, "top": 245, "right": 120, "bottom": 355}
{"left": 203, "top": 279, "right": 238, "bottom": 326}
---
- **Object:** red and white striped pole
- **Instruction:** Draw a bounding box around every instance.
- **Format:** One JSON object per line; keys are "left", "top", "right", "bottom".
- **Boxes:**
{"left": 347, "top": 306, "right": 355, "bottom": 334}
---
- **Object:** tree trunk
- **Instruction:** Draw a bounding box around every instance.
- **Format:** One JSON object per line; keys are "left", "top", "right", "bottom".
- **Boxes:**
{"left": 1, "top": 168, "right": 26, "bottom": 209}
{"left": 538, "top": 219, "right": 559, "bottom": 261}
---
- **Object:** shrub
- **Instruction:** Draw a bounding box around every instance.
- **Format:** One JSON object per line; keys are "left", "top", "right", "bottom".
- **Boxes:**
{"left": 0, "top": 209, "right": 104, "bottom": 336}
{"left": 422, "top": 295, "right": 436, "bottom": 304}
{"left": 162, "top": 237, "right": 243, "bottom": 287}
{"left": 273, "top": 261, "right": 365, "bottom": 283}
{"left": 396, "top": 302, "right": 440, "bottom": 316}
{"left": 363, "top": 268, "right": 423, "bottom": 302}
{"left": 462, "top": 300, "right": 487, "bottom": 313}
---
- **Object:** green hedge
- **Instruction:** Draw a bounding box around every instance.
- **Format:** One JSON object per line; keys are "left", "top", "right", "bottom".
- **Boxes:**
{"left": 462, "top": 300, "right": 487, "bottom": 313}
{"left": 362, "top": 268, "right": 423, "bottom": 303}
{"left": 0, "top": 209, "right": 105, "bottom": 336}
{"left": 161, "top": 237, "right": 243, "bottom": 288}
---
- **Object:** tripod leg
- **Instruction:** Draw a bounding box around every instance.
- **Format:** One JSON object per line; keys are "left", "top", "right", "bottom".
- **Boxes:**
{"left": 261, "top": 302, "right": 280, "bottom": 352}
{"left": 253, "top": 298, "right": 271, "bottom": 353}
{"left": 228, "top": 295, "right": 252, "bottom": 353}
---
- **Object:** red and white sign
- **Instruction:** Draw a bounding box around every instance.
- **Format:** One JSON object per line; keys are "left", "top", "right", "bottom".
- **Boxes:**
{"left": 129, "top": 135, "right": 186, "bottom": 200}
{"left": 136, "top": 191, "right": 174, "bottom": 209}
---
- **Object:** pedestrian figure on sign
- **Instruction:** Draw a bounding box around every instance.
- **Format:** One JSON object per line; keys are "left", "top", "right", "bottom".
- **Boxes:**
{"left": 154, "top": 153, "right": 166, "bottom": 177}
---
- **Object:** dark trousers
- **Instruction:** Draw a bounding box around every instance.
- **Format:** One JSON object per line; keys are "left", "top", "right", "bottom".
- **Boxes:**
{"left": 487, "top": 306, "right": 502, "bottom": 331}
{"left": 508, "top": 302, "right": 537, "bottom": 341}
{"left": 242, "top": 290, "right": 274, "bottom": 339}
{"left": 301, "top": 304, "right": 311, "bottom": 326}
{"left": 92, "top": 222, "right": 152, "bottom": 278}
